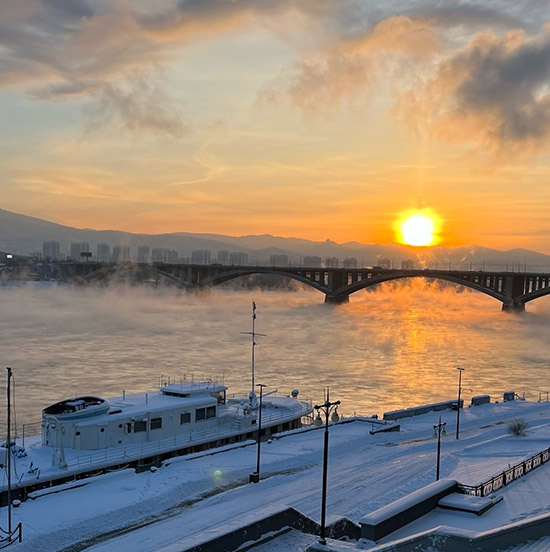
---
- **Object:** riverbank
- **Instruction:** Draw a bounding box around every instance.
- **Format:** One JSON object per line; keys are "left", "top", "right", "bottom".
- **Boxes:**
{"left": 5, "top": 397, "right": 549, "bottom": 552}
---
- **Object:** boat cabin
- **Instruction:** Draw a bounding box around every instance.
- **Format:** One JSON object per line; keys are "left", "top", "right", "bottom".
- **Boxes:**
{"left": 41, "top": 382, "right": 229, "bottom": 451}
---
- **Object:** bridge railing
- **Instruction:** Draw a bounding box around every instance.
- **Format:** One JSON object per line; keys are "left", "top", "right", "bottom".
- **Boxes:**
{"left": 457, "top": 446, "right": 550, "bottom": 497}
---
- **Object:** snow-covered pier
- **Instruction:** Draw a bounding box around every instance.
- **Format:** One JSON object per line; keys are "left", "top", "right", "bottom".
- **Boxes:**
{"left": 3, "top": 396, "right": 550, "bottom": 552}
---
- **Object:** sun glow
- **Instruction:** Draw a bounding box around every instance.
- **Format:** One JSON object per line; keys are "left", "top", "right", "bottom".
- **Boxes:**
{"left": 396, "top": 210, "right": 440, "bottom": 246}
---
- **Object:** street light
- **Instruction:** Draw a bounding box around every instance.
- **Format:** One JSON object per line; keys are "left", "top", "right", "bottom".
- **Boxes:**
{"left": 249, "top": 383, "right": 266, "bottom": 484}
{"left": 433, "top": 416, "right": 447, "bottom": 481}
{"left": 6, "top": 367, "right": 12, "bottom": 535}
{"left": 456, "top": 367, "right": 465, "bottom": 439}
{"left": 314, "top": 389, "right": 341, "bottom": 546}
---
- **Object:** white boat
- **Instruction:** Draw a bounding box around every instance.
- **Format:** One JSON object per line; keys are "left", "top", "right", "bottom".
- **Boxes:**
{"left": 0, "top": 304, "right": 312, "bottom": 505}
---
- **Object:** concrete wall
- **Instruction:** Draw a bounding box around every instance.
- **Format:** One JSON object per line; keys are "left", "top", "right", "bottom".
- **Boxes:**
{"left": 183, "top": 506, "right": 359, "bottom": 552}
{"left": 360, "top": 479, "right": 458, "bottom": 541}
{"left": 383, "top": 399, "right": 463, "bottom": 421}
{"left": 350, "top": 511, "right": 550, "bottom": 552}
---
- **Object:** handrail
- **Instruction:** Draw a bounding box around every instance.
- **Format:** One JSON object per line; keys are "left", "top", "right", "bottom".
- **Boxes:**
{"left": 458, "top": 446, "right": 550, "bottom": 497}
{"left": 0, "top": 523, "right": 22, "bottom": 548}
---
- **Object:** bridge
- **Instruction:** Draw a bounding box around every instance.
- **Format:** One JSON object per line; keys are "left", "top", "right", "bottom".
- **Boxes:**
{"left": 36, "top": 261, "right": 550, "bottom": 312}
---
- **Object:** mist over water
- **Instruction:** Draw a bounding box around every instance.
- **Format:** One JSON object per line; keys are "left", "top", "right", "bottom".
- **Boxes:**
{"left": 0, "top": 281, "right": 549, "bottom": 430}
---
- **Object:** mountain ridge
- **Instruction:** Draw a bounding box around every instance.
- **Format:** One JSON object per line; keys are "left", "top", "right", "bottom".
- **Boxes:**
{"left": 1, "top": 208, "right": 549, "bottom": 270}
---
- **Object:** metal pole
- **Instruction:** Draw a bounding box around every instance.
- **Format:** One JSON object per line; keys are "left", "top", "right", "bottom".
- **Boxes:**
{"left": 433, "top": 416, "right": 446, "bottom": 481}
{"left": 456, "top": 367, "right": 464, "bottom": 439}
{"left": 6, "top": 367, "right": 12, "bottom": 533}
{"left": 314, "top": 390, "right": 340, "bottom": 546}
{"left": 436, "top": 426, "right": 441, "bottom": 481}
{"left": 255, "top": 384, "right": 265, "bottom": 478}
{"left": 320, "top": 413, "right": 329, "bottom": 545}
{"left": 241, "top": 302, "right": 265, "bottom": 395}
{"left": 251, "top": 302, "right": 255, "bottom": 392}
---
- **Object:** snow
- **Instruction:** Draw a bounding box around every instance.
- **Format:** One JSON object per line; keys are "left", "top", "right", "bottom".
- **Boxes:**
{"left": 3, "top": 400, "right": 549, "bottom": 552}
{"left": 359, "top": 479, "right": 457, "bottom": 525}
{"left": 437, "top": 492, "right": 498, "bottom": 513}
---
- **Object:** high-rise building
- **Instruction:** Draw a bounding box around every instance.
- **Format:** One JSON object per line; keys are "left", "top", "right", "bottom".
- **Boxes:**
{"left": 43, "top": 241, "right": 61, "bottom": 260}
{"left": 97, "top": 243, "right": 110, "bottom": 262}
{"left": 217, "top": 250, "right": 229, "bottom": 265}
{"left": 71, "top": 242, "right": 90, "bottom": 261}
{"left": 151, "top": 247, "right": 178, "bottom": 263}
{"left": 112, "top": 245, "right": 131, "bottom": 263}
{"left": 325, "top": 257, "right": 339, "bottom": 268}
{"left": 377, "top": 257, "right": 392, "bottom": 269}
{"left": 401, "top": 259, "right": 415, "bottom": 270}
{"left": 192, "top": 250, "right": 211, "bottom": 265}
{"left": 229, "top": 252, "right": 248, "bottom": 266}
{"left": 165, "top": 250, "right": 178, "bottom": 263}
{"left": 303, "top": 256, "right": 322, "bottom": 268}
{"left": 270, "top": 254, "right": 288, "bottom": 267}
{"left": 343, "top": 257, "right": 358, "bottom": 269}
{"left": 151, "top": 247, "right": 164, "bottom": 263}
{"left": 137, "top": 246, "right": 151, "bottom": 264}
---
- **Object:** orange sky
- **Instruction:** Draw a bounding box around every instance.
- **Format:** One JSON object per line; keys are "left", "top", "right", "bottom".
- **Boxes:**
{"left": 1, "top": 1, "right": 549, "bottom": 252}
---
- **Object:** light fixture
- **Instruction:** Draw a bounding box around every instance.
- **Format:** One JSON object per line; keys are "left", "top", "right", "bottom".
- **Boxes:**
{"left": 331, "top": 410, "right": 340, "bottom": 423}
{"left": 314, "top": 414, "right": 323, "bottom": 427}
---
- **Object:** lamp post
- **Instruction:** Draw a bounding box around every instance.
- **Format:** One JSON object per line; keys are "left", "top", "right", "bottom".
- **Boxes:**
{"left": 314, "top": 390, "right": 341, "bottom": 546}
{"left": 456, "top": 367, "right": 465, "bottom": 439}
{"left": 249, "top": 383, "right": 266, "bottom": 484}
{"left": 6, "top": 367, "right": 12, "bottom": 535}
{"left": 433, "top": 416, "right": 447, "bottom": 481}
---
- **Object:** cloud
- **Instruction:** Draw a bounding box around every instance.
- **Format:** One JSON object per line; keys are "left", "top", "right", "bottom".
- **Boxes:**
{"left": 84, "top": 80, "right": 191, "bottom": 138}
{"left": 259, "top": 16, "right": 439, "bottom": 117}
{"left": 0, "top": 0, "right": 340, "bottom": 135}
{"left": 394, "top": 26, "right": 550, "bottom": 159}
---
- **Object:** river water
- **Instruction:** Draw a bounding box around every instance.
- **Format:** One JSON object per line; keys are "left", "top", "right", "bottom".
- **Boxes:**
{"left": 0, "top": 281, "right": 549, "bottom": 430}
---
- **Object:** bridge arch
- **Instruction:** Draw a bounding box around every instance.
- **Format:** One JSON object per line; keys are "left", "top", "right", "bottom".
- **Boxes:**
{"left": 195, "top": 268, "right": 328, "bottom": 295}
{"left": 338, "top": 273, "right": 505, "bottom": 304}
{"left": 82, "top": 265, "right": 187, "bottom": 287}
{"left": 520, "top": 286, "right": 550, "bottom": 304}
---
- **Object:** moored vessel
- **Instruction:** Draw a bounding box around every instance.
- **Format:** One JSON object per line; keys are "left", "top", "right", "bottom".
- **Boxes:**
{"left": 1, "top": 304, "right": 312, "bottom": 505}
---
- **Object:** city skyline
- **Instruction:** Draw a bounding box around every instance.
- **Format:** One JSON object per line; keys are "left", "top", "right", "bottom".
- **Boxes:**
{"left": 1, "top": 1, "right": 549, "bottom": 252}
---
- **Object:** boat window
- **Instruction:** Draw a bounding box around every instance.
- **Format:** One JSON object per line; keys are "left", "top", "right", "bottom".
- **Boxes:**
{"left": 180, "top": 412, "right": 191, "bottom": 424}
{"left": 206, "top": 406, "right": 216, "bottom": 419}
{"left": 195, "top": 408, "right": 206, "bottom": 421}
{"left": 151, "top": 417, "right": 162, "bottom": 430}
{"left": 125, "top": 423, "right": 132, "bottom": 433}
{"left": 134, "top": 420, "right": 147, "bottom": 432}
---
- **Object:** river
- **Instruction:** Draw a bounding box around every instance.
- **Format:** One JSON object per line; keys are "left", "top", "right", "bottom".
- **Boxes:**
{"left": 0, "top": 280, "right": 549, "bottom": 430}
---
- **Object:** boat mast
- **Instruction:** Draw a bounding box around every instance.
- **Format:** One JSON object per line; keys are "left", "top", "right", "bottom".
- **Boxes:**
{"left": 241, "top": 302, "right": 266, "bottom": 393}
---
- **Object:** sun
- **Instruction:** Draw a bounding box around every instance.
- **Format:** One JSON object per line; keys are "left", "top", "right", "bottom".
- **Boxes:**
{"left": 396, "top": 210, "right": 440, "bottom": 246}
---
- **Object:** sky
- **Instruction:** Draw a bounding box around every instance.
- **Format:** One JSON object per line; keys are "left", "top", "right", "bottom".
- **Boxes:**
{"left": 1, "top": 0, "right": 550, "bottom": 252}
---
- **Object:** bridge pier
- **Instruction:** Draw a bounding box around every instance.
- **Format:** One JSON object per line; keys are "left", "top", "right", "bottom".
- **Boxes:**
{"left": 502, "top": 301, "right": 525, "bottom": 313}
{"left": 324, "top": 294, "right": 349, "bottom": 305}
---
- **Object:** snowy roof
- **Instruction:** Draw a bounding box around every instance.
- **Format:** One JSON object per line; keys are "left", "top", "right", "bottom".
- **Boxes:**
{"left": 161, "top": 381, "right": 227, "bottom": 396}
{"left": 75, "top": 391, "right": 218, "bottom": 426}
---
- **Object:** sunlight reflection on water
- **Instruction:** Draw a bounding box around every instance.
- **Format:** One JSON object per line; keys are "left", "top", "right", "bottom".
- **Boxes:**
{"left": 0, "top": 280, "right": 548, "bottom": 429}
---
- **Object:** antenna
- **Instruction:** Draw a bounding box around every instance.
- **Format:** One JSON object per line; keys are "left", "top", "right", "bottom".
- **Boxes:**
{"left": 241, "top": 301, "right": 266, "bottom": 393}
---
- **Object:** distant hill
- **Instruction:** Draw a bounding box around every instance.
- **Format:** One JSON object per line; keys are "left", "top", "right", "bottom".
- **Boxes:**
{"left": 1, "top": 208, "right": 549, "bottom": 271}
